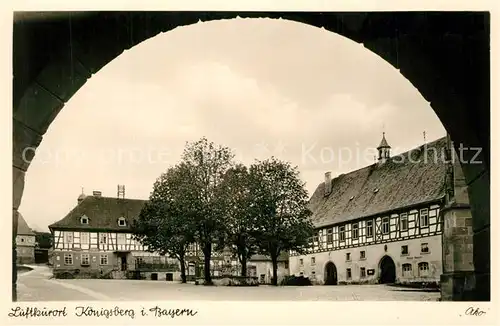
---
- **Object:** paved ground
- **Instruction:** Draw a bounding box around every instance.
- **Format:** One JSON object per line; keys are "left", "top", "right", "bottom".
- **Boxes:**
{"left": 17, "top": 265, "right": 440, "bottom": 301}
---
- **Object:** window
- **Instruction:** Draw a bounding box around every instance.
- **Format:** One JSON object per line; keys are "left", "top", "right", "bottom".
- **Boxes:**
{"left": 81, "top": 216, "right": 89, "bottom": 224}
{"left": 346, "top": 253, "right": 351, "bottom": 261}
{"left": 420, "top": 209, "right": 429, "bottom": 227}
{"left": 401, "top": 245, "right": 409, "bottom": 255}
{"left": 313, "top": 231, "right": 319, "bottom": 243}
{"left": 284, "top": 261, "right": 289, "bottom": 269}
{"left": 80, "top": 232, "right": 89, "bottom": 244}
{"left": 299, "top": 258, "right": 304, "bottom": 266}
{"left": 118, "top": 217, "right": 126, "bottom": 226}
{"left": 360, "top": 267, "right": 366, "bottom": 278}
{"left": 117, "top": 233, "right": 126, "bottom": 244}
{"left": 311, "top": 257, "right": 316, "bottom": 265}
{"left": 352, "top": 223, "right": 359, "bottom": 239}
{"left": 418, "top": 262, "right": 429, "bottom": 276}
{"left": 81, "top": 254, "right": 90, "bottom": 266}
{"left": 64, "top": 254, "right": 73, "bottom": 265}
{"left": 402, "top": 263, "right": 412, "bottom": 277}
{"left": 346, "top": 268, "right": 352, "bottom": 279}
{"left": 21, "top": 238, "right": 24, "bottom": 242}
{"left": 299, "top": 272, "right": 304, "bottom": 276}
{"left": 382, "top": 217, "right": 390, "bottom": 234}
{"left": 99, "top": 233, "right": 107, "bottom": 245}
{"left": 64, "top": 232, "right": 74, "bottom": 244}
{"left": 327, "top": 228, "right": 333, "bottom": 243}
{"left": 100, "top": 254, "right": 108, "bottom": 265}
{"left": 400, "top": 213, "right": 408, "bottom": 231}
{"left": 360, "top": 251, "right": 366, "bottom": 260}
{"left": 311, "top": 271, "right": 316, "bottom": 280}
{"left": 366, "top": 220, "right": 373, "bottom": 237}
{"left": 421, "top": 243, "right": 429, "bottom": 253}
{"left": 339, "top": 226, "right": 345, "bottom": 241}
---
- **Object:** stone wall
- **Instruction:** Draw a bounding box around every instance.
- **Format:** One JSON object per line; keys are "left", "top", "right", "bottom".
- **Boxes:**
{"left": 51, "top": 250, "right": 117, "bottom": 277}
{"left": 16, "top": 245, "right": 35, "bottom": 264}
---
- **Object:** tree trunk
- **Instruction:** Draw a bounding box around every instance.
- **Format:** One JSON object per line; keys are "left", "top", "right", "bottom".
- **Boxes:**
{"left": 203, "top": 243, "right": 212, "bottom": 285}
{"left": 179, "top": 256, "right": 187, "bottom": 283}
{"left": 271, "top": 253, "right": 278, "bottom": 286}
{"left": 240, "top": 254, "right": 247, "bottom": 277}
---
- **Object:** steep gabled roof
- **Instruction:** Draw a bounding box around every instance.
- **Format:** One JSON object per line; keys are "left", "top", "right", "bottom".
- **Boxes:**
{"left": 309, "top": 137, "right": 448, "bottom": 228}
{"left": 17, "top": 212, "right": 35, "bottom": 236}
{"left": 49, "top": 196, "right": 146, "bottom": 232}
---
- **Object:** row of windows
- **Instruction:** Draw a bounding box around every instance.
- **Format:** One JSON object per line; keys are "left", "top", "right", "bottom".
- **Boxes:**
{"left": 402, "top": 262, "right": 430, "bottom": 276}
{"left": 301, "top": 262, "right": 431, "bottom": 280}
{"left": 63, "top": 232, "right": 132, "bottom": 245}
{"left": 311, "top": 209, "right": 432, "bottom": 243}
{"left": 63, "top": 253, "right": 108, "bottom": 266}
{"left": 80, "top": 215, "right": 127, "bottom": 227}
{"left": 402, "top": 243, "right": 429, "bottom": 255}
{"left": 346, "top": 262, "right": 429, "bottom": 279}
{"left": 299, "top": 242, "right": 430, "bottom": 266}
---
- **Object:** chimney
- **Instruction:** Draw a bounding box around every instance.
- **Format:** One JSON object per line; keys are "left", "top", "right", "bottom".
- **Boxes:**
{"left": 92, "top": 191, "right": 102, "bottom": 197}
{"left": 324, "top": 171, "right": 332, "bottom": 196}
{"left": 117, "top": 184, "right": 125, "bottom": 199}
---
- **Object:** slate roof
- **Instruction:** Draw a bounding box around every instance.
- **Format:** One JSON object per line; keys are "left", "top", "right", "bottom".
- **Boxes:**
{"left": 17, "top": 212, "right": 35, "bottom": 236}
{"left": 309, "top": 137, "right": 448, "bottom": 228}
{"left": 49, "top": 196, "right": 146, "bottom": 232}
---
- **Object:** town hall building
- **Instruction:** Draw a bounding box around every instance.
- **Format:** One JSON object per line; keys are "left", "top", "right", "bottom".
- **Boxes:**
{"left": 289, "top": 134, "right": 451, "bottom": 286}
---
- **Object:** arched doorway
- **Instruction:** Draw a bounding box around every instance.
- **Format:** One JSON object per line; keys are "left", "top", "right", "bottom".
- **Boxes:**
{"left": 379, "top": 255, "right": 396, "bottom": 284}
{"left": 324, "top": 262, "right": 337, "bottom": 285}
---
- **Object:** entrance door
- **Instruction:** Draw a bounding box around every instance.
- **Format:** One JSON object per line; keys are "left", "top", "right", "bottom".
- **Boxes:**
{"left": 324, "top": 262, "right": 338, "bottom": 285}
{"left": 379, "top": 255, "right": 396, "bottom": 284}
{"left": 119, "top": 255, "right": 127, "bottom": 271}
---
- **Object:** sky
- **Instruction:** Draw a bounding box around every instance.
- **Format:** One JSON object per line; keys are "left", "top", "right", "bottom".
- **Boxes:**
{"left": 18, "top": 18, "right": 446, "bottom": 232}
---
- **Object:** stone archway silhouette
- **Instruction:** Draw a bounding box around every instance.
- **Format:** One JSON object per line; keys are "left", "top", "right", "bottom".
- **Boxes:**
{"left": 12, "top": 11, "right": 490, "bottom": 301}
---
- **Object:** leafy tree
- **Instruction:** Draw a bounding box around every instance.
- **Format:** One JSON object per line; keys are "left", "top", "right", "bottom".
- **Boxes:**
{"left": 132, "top": 164, "right": 196, "bottom": 283}
{"left": 217, "top": 164, "right": 259, "bottom": 278}
{"left": 35, "top": 232, "right": 52, "bottom": 249}
{"left": 249, "top": 157, "right": 314, "bottom": 285}
{"left": 180, "top": 137, "right": 235, "bottom": 284}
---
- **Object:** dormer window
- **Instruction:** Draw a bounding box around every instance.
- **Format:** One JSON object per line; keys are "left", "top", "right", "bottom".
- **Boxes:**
{"left": 81, "top": 215, "right": 89, "bottom": 225}
{"left": 118, "top": 217, "right": 126, "bottom": 227}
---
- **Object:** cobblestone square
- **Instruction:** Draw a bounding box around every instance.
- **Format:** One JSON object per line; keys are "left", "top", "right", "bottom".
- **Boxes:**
{"left": 18, "top": 266, "right": 440, "bottom": 302}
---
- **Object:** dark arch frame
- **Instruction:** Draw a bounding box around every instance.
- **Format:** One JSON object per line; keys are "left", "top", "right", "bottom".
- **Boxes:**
{"left": 378, "top": 255, "right": 397, "bottom": 284}
{"left": 324, "top": 261, "right": 338, "bottom": 285}
{"left": 12, "top": 11, "right": 490, "bottom": 302}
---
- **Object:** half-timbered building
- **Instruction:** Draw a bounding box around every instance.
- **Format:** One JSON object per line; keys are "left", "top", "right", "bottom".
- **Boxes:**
{"left": 49, "top": 189, "right": 289, "bottom": 283}
{"left": 290, "top": 135, "right": 449, "bottom": 286}
{"left": 48, "top": 191, "right": 176, "bottom": 280}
